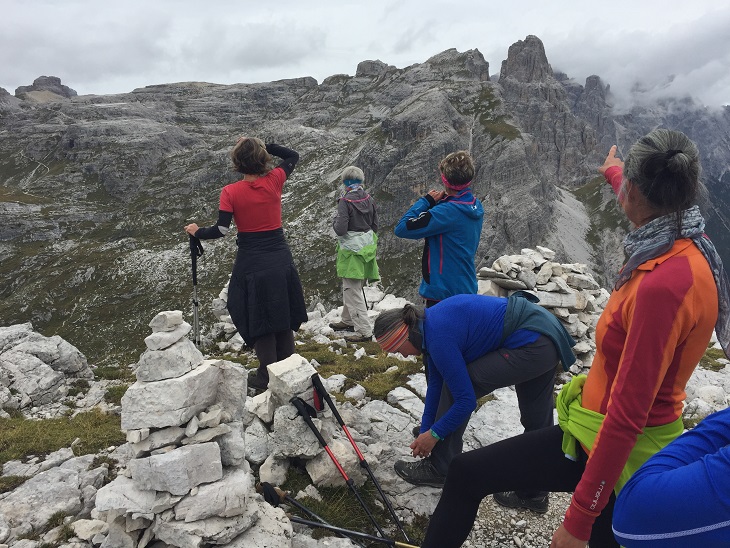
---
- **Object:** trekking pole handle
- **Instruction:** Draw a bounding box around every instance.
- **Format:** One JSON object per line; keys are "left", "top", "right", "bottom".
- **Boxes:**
{"left": 290, "top": 397, "right": 328, "bottom": 448}
{"left": 311, "top": 374, "right": 366, "bottom": 461}
{"left": 311, "top": 374, "right": 344, "bottom": 425}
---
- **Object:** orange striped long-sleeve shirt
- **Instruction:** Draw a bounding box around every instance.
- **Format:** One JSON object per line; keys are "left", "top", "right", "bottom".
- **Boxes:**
{"left": 562, "top": 235, "right": 719, "bottom": 540}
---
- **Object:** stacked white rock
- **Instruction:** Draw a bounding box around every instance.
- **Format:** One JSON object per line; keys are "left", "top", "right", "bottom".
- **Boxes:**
{"left": 93, "top": 310, "right": 296, "bottom": 548}
{"left": 477, "top": 246, "right": 610, "bottom": 376}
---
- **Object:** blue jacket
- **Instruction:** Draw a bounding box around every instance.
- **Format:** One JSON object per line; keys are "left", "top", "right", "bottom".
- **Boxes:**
{"left": 394, "top": 190, "right": 484, "bottom": 301}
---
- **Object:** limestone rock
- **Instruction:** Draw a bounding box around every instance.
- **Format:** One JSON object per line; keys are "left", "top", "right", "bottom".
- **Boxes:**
{"left": 135, "top": 338, "right": 203, "bottom": 382}
{"left": 128, "top": 443, "right": 223, "bottom": 496}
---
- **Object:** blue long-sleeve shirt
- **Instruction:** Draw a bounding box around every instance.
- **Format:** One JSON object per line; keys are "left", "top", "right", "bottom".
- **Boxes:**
{"left": 421, "top": 295, "right": 538, "bottom": 438}
{"left": 613, "top": 405, "right": 730, "bottom": 547}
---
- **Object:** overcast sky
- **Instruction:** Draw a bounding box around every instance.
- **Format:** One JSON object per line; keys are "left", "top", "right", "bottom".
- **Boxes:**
{"left": 2, "top": 0, "right": 729, "bottom": 109}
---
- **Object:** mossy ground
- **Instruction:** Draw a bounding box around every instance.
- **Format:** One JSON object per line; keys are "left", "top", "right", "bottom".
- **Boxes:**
{"left": 0, "top": 408, "right": 126, "bottom": 470}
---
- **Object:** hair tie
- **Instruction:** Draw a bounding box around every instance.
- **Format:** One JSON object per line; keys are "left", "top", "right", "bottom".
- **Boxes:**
{"left": 440, "top": 173, "right": 471, "bottom": 191}
{"left": 666, "top": 149, "right": 682, "bottom": 159}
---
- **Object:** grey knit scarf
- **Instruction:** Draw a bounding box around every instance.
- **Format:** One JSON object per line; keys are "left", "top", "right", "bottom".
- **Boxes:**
{"left": 616, "top": 205, "right": 730, "bottom": 358}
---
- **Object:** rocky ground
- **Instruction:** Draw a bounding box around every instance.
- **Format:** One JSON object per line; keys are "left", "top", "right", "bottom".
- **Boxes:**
{"left": 468, "top": 493, "right": 571, "bottom": 547}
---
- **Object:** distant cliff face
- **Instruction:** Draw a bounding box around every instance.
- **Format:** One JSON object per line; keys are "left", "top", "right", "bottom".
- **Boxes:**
{"left": 1, "top": 36, "right": 728, "bottom": 364}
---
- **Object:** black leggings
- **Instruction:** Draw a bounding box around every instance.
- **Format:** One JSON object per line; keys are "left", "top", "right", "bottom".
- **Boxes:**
{"left": 252, "top": 330, "right": 295, "bottom": 380}
{"left": 422, "top": 425, "right": 618, "bottom": 548}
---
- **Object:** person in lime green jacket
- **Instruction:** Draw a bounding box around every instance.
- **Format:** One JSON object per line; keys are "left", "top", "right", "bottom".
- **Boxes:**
{"left": 329, "top": 166, "right": 379, "bottom": 342}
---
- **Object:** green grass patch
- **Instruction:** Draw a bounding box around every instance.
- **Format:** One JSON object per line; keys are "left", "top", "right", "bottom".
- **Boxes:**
{"left": 93, "top": 365, "right": 136, "bottom": 382}
{"left": 699, "top": 347, "right": 727, "bottom": 372}
{"left": 0, "top": 408, "right": 125, "bottom": 468}
{"left": 66, "top": 379, "right": 90, "bottom": 397}
{"left": 104, "top": 385, "right": 129, "bottom": 405}
{"left": 0, "top": 475, "right": 28, "bottom": 494}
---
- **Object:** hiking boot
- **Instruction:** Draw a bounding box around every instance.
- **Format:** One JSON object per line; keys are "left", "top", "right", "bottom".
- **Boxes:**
{"left": 493, "top": 491, "right": 549, "bottom": 514}
{"left": 345, "top": 333, "right": 372, "bottom": 343}
{"left": 394, "top": 459, "right": 445, "bottom": 488}
{"left": 329, "top": 321, "right": 355, "bottom": 332}
{"left": 247, "top": 370, "right": 269, "bottom": 391}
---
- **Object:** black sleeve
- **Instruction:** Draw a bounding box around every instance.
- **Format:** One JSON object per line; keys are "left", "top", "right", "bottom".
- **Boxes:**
{"left": 266, "top": 143, "right": 299, "bottom": 177}
{"left": 194, "top": 210, "right": 233, "bottom": 239}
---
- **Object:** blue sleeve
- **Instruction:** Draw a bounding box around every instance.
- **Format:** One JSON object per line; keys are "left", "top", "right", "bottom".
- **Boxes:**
{"left": 394, "top": 196, "right": 456, "bottom": 239}
{"left": 424, "top": 342, "right": 477, "bottom": 439}
{"left": 614, "top": 407, "right": 730, "bottom": 545}
{"left": 420, "top": 356, "right": 442, "bottom": 433}
{"left": 637, "top": 407, "right": 730, "bottom": 474}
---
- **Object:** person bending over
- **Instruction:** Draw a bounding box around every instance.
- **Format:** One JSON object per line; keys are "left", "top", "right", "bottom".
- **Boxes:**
{"left": 373, "top": 291, "right": 575, "bottom": 516}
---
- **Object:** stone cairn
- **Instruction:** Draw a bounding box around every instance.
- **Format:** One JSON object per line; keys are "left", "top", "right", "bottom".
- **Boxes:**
{"left": 477, "top": 246, "right": 609, "bottom": 376}
{"left": 92, "top": 310, "right": 364, "bottom": 548}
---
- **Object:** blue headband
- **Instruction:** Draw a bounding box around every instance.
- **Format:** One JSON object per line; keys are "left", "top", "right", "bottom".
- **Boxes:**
{"left": 343, "top": 179, "right": 363, "bottom": 186}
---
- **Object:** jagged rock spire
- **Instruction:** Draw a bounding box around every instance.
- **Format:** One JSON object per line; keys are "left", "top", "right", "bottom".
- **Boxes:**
{"left": 500, "top": 35, "right": 553, "bottom": 83}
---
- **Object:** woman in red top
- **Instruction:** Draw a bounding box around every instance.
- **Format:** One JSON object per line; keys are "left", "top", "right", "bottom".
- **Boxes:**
{"left": 185, "top": 137, "right": 307, "bottom": 390}
{"left": 418, "top": 129, "right": 729, "bottom": 548}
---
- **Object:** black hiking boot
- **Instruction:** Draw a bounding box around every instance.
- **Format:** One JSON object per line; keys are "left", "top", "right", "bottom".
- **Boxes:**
{"left": 329, "top": 321, "right": 355, "bottom": 332}
{"left": 394, "top": 459, "right": 445, "bottom": 488}
{"left": 247, "top": 370, "right": 269, "bottom": 391}
{"left": 493, "top": 491, "right": 549, "bottom": 514}
{"left": 345, "top": 333, "right": 372, "bottom": 343}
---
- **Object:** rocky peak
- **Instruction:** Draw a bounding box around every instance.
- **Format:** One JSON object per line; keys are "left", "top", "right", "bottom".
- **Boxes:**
{"left": 15, "top": 75, "right": 78, "bottom": 99}
{"left": 355, "top": 59, "right": 397, "bottom": 79}
{"left": 499, "top": 35, "right": 553, "bottom": 83}
{"left": 424, "top": 48, "right": 490, "bottom": 81}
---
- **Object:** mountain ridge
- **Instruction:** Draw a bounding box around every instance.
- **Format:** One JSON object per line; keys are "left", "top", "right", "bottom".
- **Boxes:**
{"left": 1, "top": 35, "right": 728, "bottom": 365}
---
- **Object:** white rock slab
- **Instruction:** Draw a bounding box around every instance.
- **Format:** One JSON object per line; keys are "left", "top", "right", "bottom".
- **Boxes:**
{"left": 0, "top": 467, "right": 82, "bottom": 533}
{"left": 144, "top": 322, "right": 192, "bottom": 351}
{"left": 245, "top": 390, "right": 276, "bottom": 423}
{"left": 121, "top": 361, "right": 219, "bottom": 431}
{"left": 218, "top": 421, "right": 246, "bottom": 467}
{"left": 149, "top": 311, "right": 184, "bottom": 333}
{"left": 305, "top": 438, "right": 367, "bottom": 487}
{"left": 135, "top": 338, "right": 203, "bottom": 382}
{"left": 259, "top": 455, "right": 290, "bottom": 487}
{"left": 268, "top": 354, "right": 317, "bottom": 406}
{"left": 154, "top": 505, "right": 259, "bottom": 548}
{"left": 174, "top": 468, "right": 253, "bottom": 522}
{"left": 387, "top": 387, "right": 424, "bottom": 420}
{"left": 128, "top": 443, "right": 223, "bottom": 496}
{"left": 226, "top": 501, "right": 292, "bottom": 548}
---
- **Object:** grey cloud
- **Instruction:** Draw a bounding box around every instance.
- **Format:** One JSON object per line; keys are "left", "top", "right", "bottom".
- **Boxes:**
{"left": 547, "top": 8, "right": 730, "bottom": 109}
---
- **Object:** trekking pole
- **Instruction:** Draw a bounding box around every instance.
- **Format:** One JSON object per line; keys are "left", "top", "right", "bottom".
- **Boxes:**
{"left": 289, "top": 396, "right": 386, "bottom": 538}
{"left": 287, "top": 516, "right": 420, "bottom": 548}
{"left": 312, "top": 373, "right": 412, "bottom": 543}
{"left": 188, "top": 235, "right": 204, "bottom": 347}
{"left": 256, "top": 482, "right": 366, "bottom": 548}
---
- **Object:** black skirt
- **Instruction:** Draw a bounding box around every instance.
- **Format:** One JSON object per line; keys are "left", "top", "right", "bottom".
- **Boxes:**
{"left": 227, "top": 228, "right": 308, "bottom": 346}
